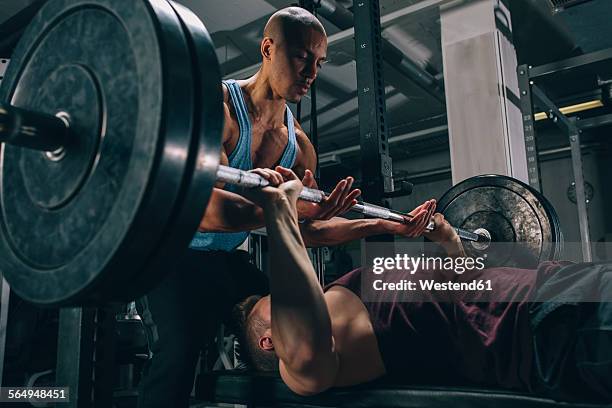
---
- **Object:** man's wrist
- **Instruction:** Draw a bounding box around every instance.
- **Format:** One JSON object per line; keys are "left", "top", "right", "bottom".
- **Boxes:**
{"left": 372, "top": 218, "right": 394, "bottom": 235}
{"left": 263, "top": 193, "right": 300, "bottom": 222}
{"left": 262, "top": 192, "right": 289, "bottom": 210}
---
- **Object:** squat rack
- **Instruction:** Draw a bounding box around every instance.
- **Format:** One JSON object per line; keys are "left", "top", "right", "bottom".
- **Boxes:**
{"left": 518, "top": 47, "right": 612, "bottom": 262}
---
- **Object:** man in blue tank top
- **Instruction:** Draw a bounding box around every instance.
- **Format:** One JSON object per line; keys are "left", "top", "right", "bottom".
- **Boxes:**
{"left": 137, "top": 7, "right": 438, "bottom": 408}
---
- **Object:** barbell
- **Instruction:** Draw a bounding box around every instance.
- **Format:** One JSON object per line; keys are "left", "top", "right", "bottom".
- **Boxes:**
{"left": 0, "top": 0, "right": 562, "bottom": 306}
{"left": 216, "top": 165, "right": 487, "bottom": 243}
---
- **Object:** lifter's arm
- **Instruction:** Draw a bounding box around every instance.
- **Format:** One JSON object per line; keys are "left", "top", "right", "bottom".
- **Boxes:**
{"left": 244, "top": 169, "right": 339, "bottom": 396}
{"left": 266, "top": 195, "right": 339, "bottom": 395}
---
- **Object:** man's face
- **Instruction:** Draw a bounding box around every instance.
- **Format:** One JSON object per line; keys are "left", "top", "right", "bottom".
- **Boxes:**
{"left": 267, "top": 26, "right": 327, "bottom": 103}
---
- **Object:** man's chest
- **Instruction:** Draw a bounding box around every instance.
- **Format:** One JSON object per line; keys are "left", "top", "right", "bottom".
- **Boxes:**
{"left": 224, "top": 125, "right": 296, "bottom": 167}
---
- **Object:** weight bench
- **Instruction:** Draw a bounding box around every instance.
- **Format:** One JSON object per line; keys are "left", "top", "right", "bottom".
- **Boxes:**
{"left": 195, "top": 370, "right": 609, "bottom": 408}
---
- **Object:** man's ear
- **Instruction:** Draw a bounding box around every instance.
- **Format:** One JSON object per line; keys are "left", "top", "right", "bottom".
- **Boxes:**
{"left": 261, "top": 38, "right": 274, "bottom": 60}
{"left": 259, "top": 335, "right": 274, "bottom": 351}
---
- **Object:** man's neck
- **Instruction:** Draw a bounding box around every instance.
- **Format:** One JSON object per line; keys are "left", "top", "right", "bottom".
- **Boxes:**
{"left": 243, "top": 71, "right": 287, "bottom": 128}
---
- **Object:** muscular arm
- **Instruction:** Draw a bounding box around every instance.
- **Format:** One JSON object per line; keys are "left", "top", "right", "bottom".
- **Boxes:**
{"left": 264, "top": 195, "right": 339, "bottom": 395}
{"left": 301, "top": 210, "right": 464, "bottom": 250}
{"left": 198, "top": 89, "right": 266, "bottom": 233}
{"left": 300, "top": 217, "right": 389, "bottom": 247}
{"left": 198, "top": 188, "right": 264, "bottom": 232}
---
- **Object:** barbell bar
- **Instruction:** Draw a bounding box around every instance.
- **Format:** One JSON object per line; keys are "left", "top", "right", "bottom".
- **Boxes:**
{"left": 216, "top": 165, "right": 488, "bottom": 244}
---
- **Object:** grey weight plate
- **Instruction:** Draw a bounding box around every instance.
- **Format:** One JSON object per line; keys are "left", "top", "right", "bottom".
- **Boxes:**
{"left": 437, "top": 175, "right": 562, "bottom": 268}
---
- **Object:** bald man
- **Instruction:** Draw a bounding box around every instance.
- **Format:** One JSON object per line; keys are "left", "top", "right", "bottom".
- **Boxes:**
{"left": 137, "top": 7, "right": 435, "bottom": 408}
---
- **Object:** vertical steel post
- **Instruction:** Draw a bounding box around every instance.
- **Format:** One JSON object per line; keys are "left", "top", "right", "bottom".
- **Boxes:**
{"left": 568, "top": 118, "right": 592, "bottom": 261}
{"left": 354, "top": 0, "right": 393, "bottom": 219}
{"left": 517, "top": 64, "right": 542, "bottom": 191}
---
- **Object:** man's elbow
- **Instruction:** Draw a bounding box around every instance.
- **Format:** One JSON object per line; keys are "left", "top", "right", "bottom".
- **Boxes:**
{"left": 198, "top": 197, "right": 249, "bottom": 232}
{"left": 282, "top": 362, "right": 336, "bottom": 396}
{"left": 287, "top": 363, "right": 336, "bottom": 396}
{"left": 198, "top": 208, "right": 227, "bottom": 232}
{"left": 198, "top": 218, "right": 216, "bottom": 233}
{"left": 289, "top": 380, "right": 334, "bottom": 397}
{"left": 280, "top": 350, "right": 338, "bottom": 396}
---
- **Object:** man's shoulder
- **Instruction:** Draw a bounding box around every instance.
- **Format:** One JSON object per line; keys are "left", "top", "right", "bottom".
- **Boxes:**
{"left": 221, "top": 79, "right": 244, "bottom": 102}
{"left": 221, "top": 80, "right": 230, "bottom": 104}
{"left": 293, "top": 125, "right": 311, "bottom": 146}
{"left": 292, "top": 125, "right": 315, "bottom": 156}
{"left": 324, "top": 268, "right": 364, "bottom": 293}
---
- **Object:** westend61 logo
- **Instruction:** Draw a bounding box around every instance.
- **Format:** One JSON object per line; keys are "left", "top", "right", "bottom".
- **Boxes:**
{"left": 368, "top": 254, "right": 491, "bottom": 295}
{"left": 372, "top": 254, "right": 486, "bottom": 275}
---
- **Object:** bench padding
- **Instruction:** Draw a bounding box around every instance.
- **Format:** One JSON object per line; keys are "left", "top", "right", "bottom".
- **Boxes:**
{"left": 196, "top": 371, "right": 610, "bottom": 408}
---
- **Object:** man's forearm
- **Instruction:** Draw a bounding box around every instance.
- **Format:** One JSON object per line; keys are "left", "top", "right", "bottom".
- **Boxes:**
{"left": 300, "top": 217, "right": 388, "bottom": 247}
{"left": 441, "top": 239, "right": 466, "bottom": 258}
{"left": 198, "top": 188, "right": 265, "bottom": 232}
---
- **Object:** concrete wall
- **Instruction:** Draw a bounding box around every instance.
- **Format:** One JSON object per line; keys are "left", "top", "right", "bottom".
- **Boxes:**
{"left": 539, "top": 145, "right": 611, "bottom": 261}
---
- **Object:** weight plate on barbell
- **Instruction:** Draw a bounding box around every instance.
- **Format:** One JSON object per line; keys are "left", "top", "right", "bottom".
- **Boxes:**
{"left": 437, "top": 175, "right": 562, "bottom": 268}
{"left": 114, "top": 1, "right": 224, "bottom": 299}
{"left": 0, "top": 0, "right": 211, "bottom": 305}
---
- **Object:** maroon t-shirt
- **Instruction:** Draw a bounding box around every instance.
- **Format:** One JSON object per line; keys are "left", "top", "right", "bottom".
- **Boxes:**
{"left": 324, "top": 262, "right": 567, "bottom": 391}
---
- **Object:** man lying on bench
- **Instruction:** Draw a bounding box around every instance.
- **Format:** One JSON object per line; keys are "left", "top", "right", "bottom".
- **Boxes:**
{"left": 232, "top": 166, "right": 612, "bottom": 402}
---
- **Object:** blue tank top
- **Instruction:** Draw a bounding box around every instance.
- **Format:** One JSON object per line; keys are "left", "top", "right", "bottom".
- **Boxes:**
{"left": 190, "top": 79, "right": 298, "bottom": 251}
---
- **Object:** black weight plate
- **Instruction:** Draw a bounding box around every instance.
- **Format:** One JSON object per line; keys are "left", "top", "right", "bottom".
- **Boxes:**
{"left": 113, "top": 1, "right": 224, "bottom": 300}
{"left": 0, "top": 0, "right": 196, "bottom": 305}
{"left": 437, "top": 175, "right": 562, "bottom": 268}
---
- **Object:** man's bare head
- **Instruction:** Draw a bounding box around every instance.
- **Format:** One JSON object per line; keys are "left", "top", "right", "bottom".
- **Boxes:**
{"left": 260, "top": 7, "right": 328, "bottom": 102}
{"left": 232, "top": 295, "right": 278, "bottom": 371}
{"left": 263, "top": 7, "right": 326, "bottom": 45}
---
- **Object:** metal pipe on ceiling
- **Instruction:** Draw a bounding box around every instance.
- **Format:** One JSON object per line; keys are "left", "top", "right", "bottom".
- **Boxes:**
{"left": 388, "top": 142, "right": 601, "bottom": 183}
{"left": 313, "top": 0, "right": 445, "bottom": 103}
{"left": 319, "top": 124, "right": 448, "bottom": 163}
